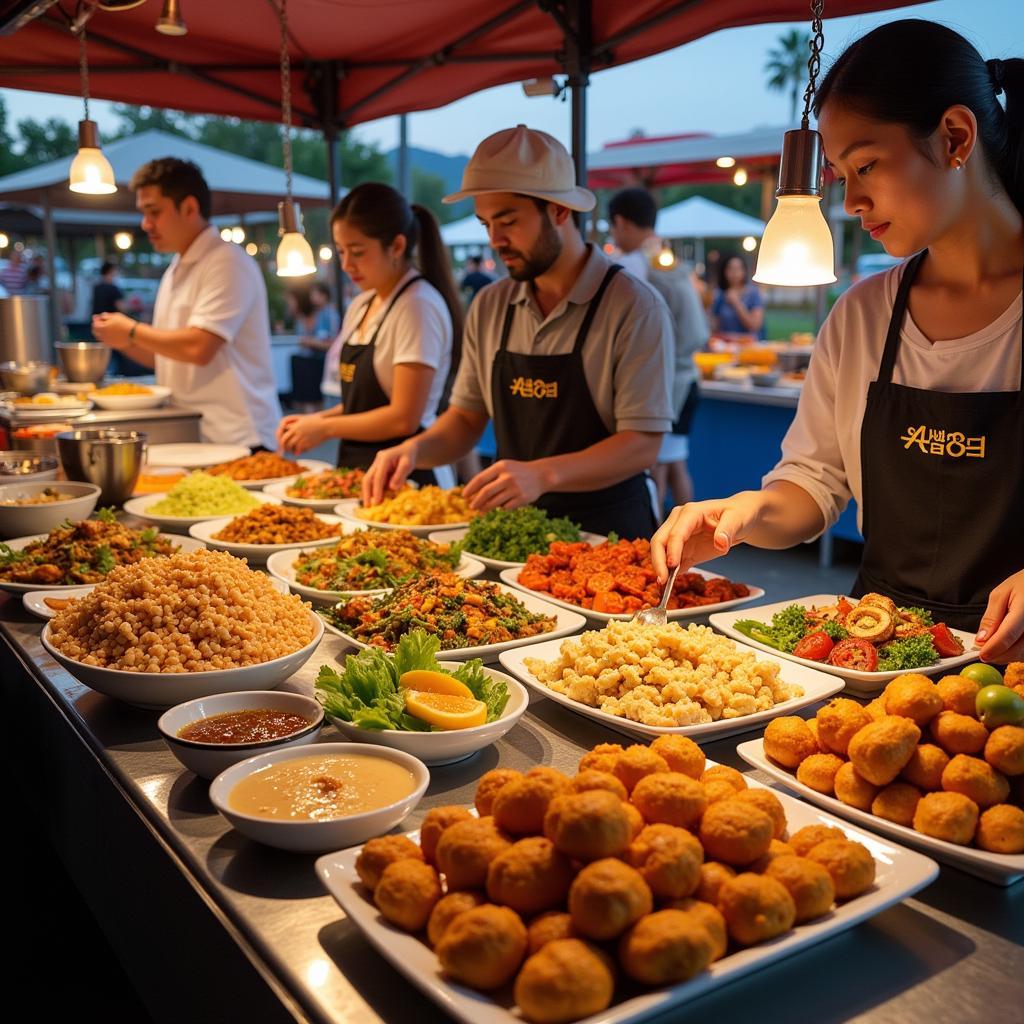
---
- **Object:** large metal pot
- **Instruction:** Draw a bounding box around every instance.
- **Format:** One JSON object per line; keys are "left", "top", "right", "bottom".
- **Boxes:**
{"left": 0, "top": 360, "right": 56, "bottom": 394}
{"left": 56, "top": 429, "right": 147, "bottom": 506}
{"left": 0, "top": 295, "right": 51, "bottom": 364}
{"left": 56, "top": 342, "right": 112, "bottom": 383}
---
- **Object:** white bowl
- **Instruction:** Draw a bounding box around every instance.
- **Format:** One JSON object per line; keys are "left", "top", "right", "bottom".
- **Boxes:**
{"left": 41, "top": 610, "right": 324, "bottom": 710}
{"left": 91, "top": 384, "right": 172, "bottom": 410}
{"left": 158, "top": 690, "right": 325, "bottom": 780}
{"left": 209, "top": 742, "right": 430, "bottom": 853}
{"left": 0, "top": 481, "right": 101, "bottom": 539}
{"left": 326, "top": 663, "right": 529, "bottom": 766}
{"left": 122, "top": 490, "right": 282, "bottom": 532}
{"left": 188, "top": 513, "right": 348, "bottom": 565}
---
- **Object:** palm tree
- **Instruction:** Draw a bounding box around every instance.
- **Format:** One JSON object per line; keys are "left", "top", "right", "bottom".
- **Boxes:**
{"left": 765, "top": 29, "right": 810, "bottom": 123}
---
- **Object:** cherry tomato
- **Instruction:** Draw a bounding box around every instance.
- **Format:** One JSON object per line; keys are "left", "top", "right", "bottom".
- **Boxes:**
{"left": 975, "top": 685, "right": 1024, "bottom": 728}
{"left": 961, "top": 663, "right": 1004, "bottom": 688}
{"left": 793, "top": 631, "right": 834, "bottom": 662}
{"left": 828, "top": 637, "right": 879, "bottom": 672}
{"left": 929, "top": 623, "right": 964, "bottom": 659}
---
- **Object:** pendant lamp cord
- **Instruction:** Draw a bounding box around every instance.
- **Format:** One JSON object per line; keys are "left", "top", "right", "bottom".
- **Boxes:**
{"left": 79, "top": 26, "right": 90, "bottom": 122}
{"left": 278, "top": 0, "right": 294, "bottom": 201}
{"left": 800, "top": 0, "right": 825, "bottom": 130}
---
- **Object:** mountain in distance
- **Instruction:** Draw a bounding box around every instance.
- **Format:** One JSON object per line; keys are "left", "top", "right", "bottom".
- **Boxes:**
{"left": 385, "top": 145, "right": 468, "bottom": 194}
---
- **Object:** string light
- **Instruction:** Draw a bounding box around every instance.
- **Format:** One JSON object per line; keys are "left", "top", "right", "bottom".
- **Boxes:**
{"left": 733, "top": 168, "right": 748, "bottom": 186}
{"left": 114, "top": 231, "right": 133, "bottom": 250}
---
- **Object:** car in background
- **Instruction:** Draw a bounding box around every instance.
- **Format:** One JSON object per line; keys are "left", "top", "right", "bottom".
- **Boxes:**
{"left": 852, "top": 252, "right": 902, "bottom": 282}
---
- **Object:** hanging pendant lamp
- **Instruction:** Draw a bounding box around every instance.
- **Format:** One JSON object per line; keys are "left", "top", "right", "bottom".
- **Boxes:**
{"left": 155, "top": 0, "right": 187, "bottom": 36}
{"left": 69, "top": 27, "right": 116, "bottom": 195}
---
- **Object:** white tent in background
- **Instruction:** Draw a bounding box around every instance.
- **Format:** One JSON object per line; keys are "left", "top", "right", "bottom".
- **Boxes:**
{"left": 656, "top": 196, "right": 764, "bottom": 240}
{"left": 440, "top": 214, "right": 489, "bottom": 247}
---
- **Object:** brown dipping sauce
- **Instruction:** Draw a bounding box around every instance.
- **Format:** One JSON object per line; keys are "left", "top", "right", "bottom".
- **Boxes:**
{"left": 178, "top": 708, "right": 313, "bottom": 745}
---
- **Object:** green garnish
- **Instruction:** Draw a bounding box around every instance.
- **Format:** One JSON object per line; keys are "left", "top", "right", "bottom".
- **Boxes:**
{"left": 94, "top": 545, "right": 116, "bottom": 574}
{"left": 878, "top": 634, "right": 939, "bottom": 672}
{"left": 461, "top": 506, "right": 581, "bottom": 562}
{"left": 898, "top": 606, "right": 934, "bottom": 626}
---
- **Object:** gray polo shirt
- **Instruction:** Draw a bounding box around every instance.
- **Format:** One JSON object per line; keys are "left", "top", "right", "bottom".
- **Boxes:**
{"left": 450, "top": 244, "right": 673, "bottom": 435}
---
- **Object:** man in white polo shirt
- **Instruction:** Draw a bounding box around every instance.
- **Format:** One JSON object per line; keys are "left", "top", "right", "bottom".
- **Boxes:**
{"left": 92, "top": 158, "right": 281, "bottom": 449}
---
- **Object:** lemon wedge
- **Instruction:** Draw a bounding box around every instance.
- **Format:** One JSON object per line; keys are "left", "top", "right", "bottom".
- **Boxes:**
{"left": 405, "top": 690, "right": 487, "bottom": 730}
{"left": 398, "top": 669, "right": 473, "bottom": 699}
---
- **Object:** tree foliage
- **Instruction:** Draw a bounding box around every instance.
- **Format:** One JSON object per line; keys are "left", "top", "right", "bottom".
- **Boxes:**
{"left": 764, "top": 29, "right": 810, "bottom": 124}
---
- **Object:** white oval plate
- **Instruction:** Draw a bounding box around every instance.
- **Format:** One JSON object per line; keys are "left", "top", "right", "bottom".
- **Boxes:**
{"left": 427, "top": 526, "right": 606, "bottom": 570}
{"left": 146, "top": 443, "right": 250, "bottom": 468}
{"left": 90, "top": 385, "right": 172, "bottom": 410}
{"left": 189, "top": 513, "right": 348, "bottom": 564}
{"left": 222, "top": 459, "right": 334, "bottom": 491}
{"left": 123, "top": 490, "right": 282, "bottom": 532}
{"left": 3, "top": 400, "right": 93, "bottom": 420}
{"left": 334, "top": 497, "right": 473, "bottom": 538}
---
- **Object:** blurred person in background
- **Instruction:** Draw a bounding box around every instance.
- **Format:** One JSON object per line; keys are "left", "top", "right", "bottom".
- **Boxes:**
{"left": 711, "top": 254, "right": 765, "bottom": 339}
{"left": 0, "top": 249, "right": 27, "bottom": 294}
{"left": 460, "top": 254, "right": 494, "bottom": 303}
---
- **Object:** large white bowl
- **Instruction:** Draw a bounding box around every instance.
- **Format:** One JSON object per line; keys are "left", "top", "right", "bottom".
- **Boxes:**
{"left": 123, "top": 490, "right": 282, "bottom": 532}
{"left": 41, "top": 610, "right": 325, "bottom": 710}
{"left": 158, "top": 690, "right": 325, "bottom": 780}
{"left": 325, "top": 663, "right": 529, "bottom": 766}
{"left": 209, "top": 742, "right": 430, "bottom": 853}
{"left": 90, "top": 384, "right": 172, "bottom": 411}
{"left": 0, "top": 481, "right": 101, "bottom": 539}
{"left": 189, "top": 513, "right": 348, "bottom": 565}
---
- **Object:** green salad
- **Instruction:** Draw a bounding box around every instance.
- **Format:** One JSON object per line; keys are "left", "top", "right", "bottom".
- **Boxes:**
{"left": 461, "top": 505, "right": 581, "bottom": 562}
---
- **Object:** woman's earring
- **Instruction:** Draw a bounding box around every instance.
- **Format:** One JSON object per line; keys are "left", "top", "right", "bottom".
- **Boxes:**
{"left": 953, "top": 157, "right": 964, "bottom": 170}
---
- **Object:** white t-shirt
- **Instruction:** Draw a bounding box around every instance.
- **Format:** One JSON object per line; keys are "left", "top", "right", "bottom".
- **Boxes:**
{"left": 763, "top": 261, "right": 1023, "bottom": 535}
{"left": 153, "top": 226, "right": 281, "bottom": 449}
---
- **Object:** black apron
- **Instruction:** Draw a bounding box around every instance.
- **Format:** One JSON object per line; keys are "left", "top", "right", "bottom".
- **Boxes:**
{"left": 337, "top": 274, "right": 437, "bottom": 485}
{"left": 853, "top": 249, "right": 1024, "bottom": 631}
{"left": 490, "top": 264, "right": 657, "bottom": 538}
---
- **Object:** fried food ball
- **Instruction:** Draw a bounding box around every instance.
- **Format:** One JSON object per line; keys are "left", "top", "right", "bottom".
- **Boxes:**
{"left": 872, "top": 783, "right": 922, "bottom": 826}
{"left": 806, "top": 839, "right": 876, "bottom": 899}
{"left": 883, "top": 674, "right": 943, "bottom": 726}
{"left": 356, "top": 834, "right": 424, "bottom": 891}
{"left": 662, "top": 897, "right": 728, "bottom": 961}
{"left": 627, "top": 823, "right": 704, "bottom": 900}
{"left": 732, "top": 788, "right": 787, "bottom": 839}
{"left": 700, "top": 764, "right": 748, "bottom": 792}
{"left": 493, "top": 775, "right": 568, "bottom": 835}
{"left": 901, "top": 743, "right": 950, "bottom": 791}
{"left": 514, "top": 939, "right": 614, "bottom": 1024}
{"left": 699, "top": 799, "right": 773, "bottom": 866}
{"left": 570, "top": 769, "right": 628, "bottom": 801}
{"left": 427, "top": 890, "right": 485, "bottom": 948}
{"left": 764, "top": 855, "right": 836, "bottom": 922}
{"left": 526, "top": 911, "right": 575, "bottom": 956}
{"left": 528, "top": 766, "right": 572, "bottom": 790}
{"left": 764, "top": 717, "right": 820, "bottom": 769}
{"left": 789, "top": 824, "right": 847, "bottom": 857}
{"left": 435, "top": 817, "right": 513, "bottom": 891}
{"left": 618, "top": 909, "right": 715, "bottom": 985}
{"left": 936, "top": 674, "right": 981, "bottom": 716}
{"left": 718, "top": 873, "right": 796, "bottom": 946}
{"left": 796, "top": 752, "right": 845, "bottom": 795}
{"left": 847, "top": 716, "right": 921, "bottom": 786}
{"left": 931, "top": 711, "right": 988, "bottom": 756}
{"left": 703, "top": 778, "right": 740, "bottom": 806}
{"left": 419, "top": 805, "right": 474, "bottom": 865}
{"left": 913, "top": 791, "right": 979, "bottom": 845}
{"left": 749, "top": 838, "right": 797, "bottom": 873}
{"left": 941, "top": 754, "right": 1010, "bottom": 808}
{"left": 578, "top": 742, "right": 625, "bottom": 776}
{"left": 984, "top": 725, "right": 1024, "bottom": 777}
{"left": 651, "top": 735, "right": 706, "bottom": 779}
{"left": 631, "top": 771, "right": 708, "bottom": 829}
{"left": 863, "top": 696, "right": 888, "bottom": 722}
{"left": 806, "top": 718, "right": 828, "bottom": 752}
{"left": 436, "top": 904, "right": 527, "bottom": 990}
{"left": 543, "top": 790, "right": 632, "bottom": 861}
{"left": 834, "top": 762, "right": 880, "bottom": 811}
{"left": 568, "top": 858, "right": 653, "bottom": 941}
{"left": 373, "top": 859, "right": 442, "bottom": 932}
{"left": 486, "top": 837, "right": 574, "bottom": 916}
{"left": 696, "top": 861, "right": 736, "bottom": 904}
{"left": 975, "top": 804, "right": 1024, "bottom": 854}
{"left": 1004, "top": 662, "right": 1024, "bottom": 688}
{"left": 622, "top": 800, "right": 645, "bottom": 839}
{"left": 817, "top": 698, "right": 872, "bottom": 756}
{"left": 475, "top": 768, "right": 523, "bottom": 816}
{"left": 613, "top": 744, "right": 670, "bottom": 794}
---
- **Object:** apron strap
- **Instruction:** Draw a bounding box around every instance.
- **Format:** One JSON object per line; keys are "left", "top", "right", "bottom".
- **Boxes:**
{"left": 877, "top": 250, "right": 926, "bottom": 385}
{"left": 498, "top": 301, "right": 516, "bottom": 353}
{"left": 573, "top": 264, "right": 623, "bottom": 355}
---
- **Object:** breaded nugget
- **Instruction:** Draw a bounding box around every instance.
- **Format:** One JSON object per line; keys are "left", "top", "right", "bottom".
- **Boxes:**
{"left": 913, "top": 791, "right": 979, "bottom": 845}
{"left": 872, "top": 783, "right": 922, "bottom": 826}
{"left": 703, "top": 778, "right": 740, "bottom": 806}
{"left": 817, "top": 698, "right": 872, "bottom": 756}
{"left": 475, "top": 768, "right": 522, "bottom": 816}
{"left": 651, "top": 735, "right": 706, "bottom": 779}
{"left": 700, "top": 764, "right": 748, "bottom": 792}
{"left": 419, "top": 805, "right": 474, "bottom": 865}
{"left": 848, "top": 716, "right": 921, "bottom": 786}
{"left": 1004, "top": 663, "right": 1024, "bottom": 688}
{"left": 699, "top": 799, "right": 773, "bottom": 866}
{"left": 631, "top": 771, "right": 708, "bottom": 829}
{"left": 732, "top": 788, "right": 787, "bottom": 839}
{"left": 796, "top": 752, "right": 845, "bottom": 795}
{"left": 805, "top": 839, "right": 875, "bottom": 899}
{"left": 570, "top": 769, "right": 628, "bottom": 801}
{"left": 718, "top": 873, "right": 796, "bottom": 945}
{"left": 901, "top": 743, "right": 949, "bottom": 791}
{"left": 806, "top": 717, "right": 829, "bottom": 753}
{"left": 436, "top": 904, "right": 527, "bottom": 990}
{"left": 931, "top": 711, "right": 988, "bottom": 756}
{"left": 765, "top": 855, "right": 836, "bottom": 922}
{"left": 435, "top": 817, "right": 513, "bottom": 891}
{"left": 544, "top": 790, "right": 632, "bottom": 861}
{"left": 374, "top": 859, "right": 442, "bottom": 932}
{"left": 941, "top": 754, "right": 1010, "bottom": 808}
{"left": 578, "top": 742, "right": 625, "bottom": 776}
{"left": 427, "top": 890, "right": 484, "bottom": 948}
{"left": 356, "top": 834, "right": 424, "bottom": 891}
{"left": 749, "top": 838, "right": 797, "bottom": 873}
{"left": 619, "top": 909, "right": 715, "bottom": 986}
{"left": 863, "top": 696, "right": 888, "bottom": 722}
{"left": 528, "top": 766, "right": 572, "bottom": 790}
{"left": 627, "top": 823, "right": 704, "bottom": 900}
{"left": 515, "top": 939, "right": 614, "bottom": 1024}
{"left": 696, "top": 861, "right": 736, "bottom": 904}
{"left": 662, "top": 897, "right": 728, "bottom": 961}
{"left": 936, "top": 674, "right": 981, "bottom": 716}
{"left": 788, "top": 824, "right": 847, "bottom": 857}
{"left": 975, "top": 804, "right": 1024, "bottom": 854}
{"left": 884, "top": 674, "right": 943, "bottom": 726}
{"left": 834, "top": 762, "right": 880, "bottom": 811}
{"left": 622, "top": 800, "right": 645, "bottom": 839}
{"left": 526, "top": 911, "right": 575, "bottom": 956}
{"left": 613, "top": 744, "right": 670, "bottom": 794}
{"left": 984, "top": 725, "right": 1024, "bottom": 777}
{"left": 568, "top": 858, "right": 653, "bottom": 941}
{"left": 764, "top": 716, "right": 819, "bottom": 769}
{"left": 486, "top": 837, "right": 574, "bottom": 916}
{"left": 494, "top": 775, "right": 567, "bottom": 835}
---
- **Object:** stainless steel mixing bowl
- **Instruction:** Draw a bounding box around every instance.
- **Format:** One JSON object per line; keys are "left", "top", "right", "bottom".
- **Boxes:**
{"left": 56, "top": 429, "right": 147, "bottom": 506}
{"left": 55, "top": 342, "right": 112, "bottom": 384}
{"left": 0, "top": 361, "right": 56, "bottom": 394}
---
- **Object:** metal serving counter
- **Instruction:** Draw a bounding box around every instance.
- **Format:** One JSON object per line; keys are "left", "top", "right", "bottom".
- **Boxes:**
{"left": 0, "top": 403, "right": 202, "bottom": 446}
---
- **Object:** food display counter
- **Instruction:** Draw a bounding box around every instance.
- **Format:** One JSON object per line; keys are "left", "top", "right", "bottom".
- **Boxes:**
{"left": 0, "top": 403, "right": 203, "bottom": 447}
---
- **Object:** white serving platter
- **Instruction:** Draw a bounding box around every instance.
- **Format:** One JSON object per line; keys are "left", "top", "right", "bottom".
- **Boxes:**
{"left": 316, "top": 765, "right": 939, "bottom": 1024}
{"left": 737, "top": 738, "right": 1023, "bottom": 886}
{"left": 90, "top": 384, "right": 172, "bottom": 410}
{"left": 226, "top": 458, "right": 334, "bottom": 491}
{"left": 2, "top": 398, "right": 92, "bottom": 420}
{"left": 427, "top": 526, "right": 606, "bottom": 571}
{"left": 145, "top": 443, "right": 250, "bottom": 468}
{"left": 334, "top": 497, "right": 473, "bottom": 538}
{"left": 188, "top": 513, "right": 347, "bottom": 565}
{"left": 710, "top": 594, "right": 978, "bottom": 695}
{"left": 122, "top": 490, "right": 282, "bottom": 532}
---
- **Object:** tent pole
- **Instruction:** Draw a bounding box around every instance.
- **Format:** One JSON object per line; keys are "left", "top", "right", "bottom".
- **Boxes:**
{"left": 309, "top": 59, "right": 345, "bottom": 315}
{"left": 324, "top": 122, "right": 344, "bottom": 312}
{"left": 397, "top": 114, "right": 411, "bottom": 198}
{"left": 564, "top": 0, "right": 592, "bottom": 236}
{"left": 41, "top": 191, "right": 61, "bottom": 347}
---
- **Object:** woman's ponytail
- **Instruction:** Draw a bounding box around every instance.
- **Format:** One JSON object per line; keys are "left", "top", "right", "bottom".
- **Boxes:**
{"left": 410, "top": 203, "right": 463, "bottom": 375}
{"left": 993, "top": 57, "right": 1024, "bottom": 215}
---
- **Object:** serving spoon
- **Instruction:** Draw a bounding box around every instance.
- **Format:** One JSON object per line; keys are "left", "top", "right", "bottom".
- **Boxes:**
{"left": 631, "top": 563, "right": 680, "bottom": 626}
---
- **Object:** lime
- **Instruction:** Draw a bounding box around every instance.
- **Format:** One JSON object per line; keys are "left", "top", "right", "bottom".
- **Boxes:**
{"left": 960, "top": 663, "right": 1004, "bottom": 688}
{"left": 975, "top": 685, "right": 1024, "bottom": 728}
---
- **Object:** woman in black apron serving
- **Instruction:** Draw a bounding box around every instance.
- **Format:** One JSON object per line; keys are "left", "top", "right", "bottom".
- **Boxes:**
{"left": 651, "top": 20, "right": 1024, "bottom": 664}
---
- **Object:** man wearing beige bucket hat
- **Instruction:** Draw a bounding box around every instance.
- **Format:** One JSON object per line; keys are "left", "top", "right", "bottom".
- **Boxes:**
{"left": 363, "top": 125, "right": 673, "bottom": 537}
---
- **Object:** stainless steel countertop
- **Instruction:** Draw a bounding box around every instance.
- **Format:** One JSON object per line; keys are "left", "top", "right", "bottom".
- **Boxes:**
{"left": 0, "top": 403, "right": 202, "bottom": 426}
{"left": 698, "top": 379, "right": 802, "bottom": 408}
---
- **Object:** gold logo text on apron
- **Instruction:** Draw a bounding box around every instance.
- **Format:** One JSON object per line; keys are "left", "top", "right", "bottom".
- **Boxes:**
{"left": 509, "top": 376, "right": 558, "bottom": 399}
{"left": 900, "top": 425, "right": 986, "bottom": 458}
{"left": 339, "top": 363, "right": 356, "bottom": 383}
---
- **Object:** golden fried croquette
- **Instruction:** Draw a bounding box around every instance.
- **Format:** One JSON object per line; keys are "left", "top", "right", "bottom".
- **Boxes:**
{"left": 650, "top": 735, "right": 706, "bottom": 779}
{"left": 984, "top": 725, "right": 1024, "bottom": 777}
{"left": 871, "top": 783, "right": 922, "bottom": 826}
{"left": 543, "top": 790, "right": 632, "bottom": 861}
{"left": 931, "top": 711, "right": 988, "bottom": 756}
{"left": 817, "top": 698, "right": 872, "bottom": 756}
{"left": 435, "top": 817, "right": 513, "bottom": 891}
{"left": 936, "top": 675, "right": 981, "bottom": 716}
{"left": 859, "top": 592, "right": 899, "bottom": 617}
{"left": 941, "top": 754, "right": 1010, "bottom": 808}
{"left": 373, "top": 859, "right": 442, "bottom": 932}
{"left": 613, "top": 744, "right": 670, "bottom": 794}
{"left": 570, "top": 769, "right": 628, "bottom": 801}
{"left": 848, "top": 716, "right": 921, "bottom": 786}
{"left": 622, "top": 799, "right": 645, "bottom": 839}
{"left": 355, "top": 834, "right": 424, "bottom": 891}
{"left": 578, "top": 742, "right": 625, "bottom": 776}
{"left": 618, "top": 909, "right": 715, "bottom": 985}
{"left": 749, "top": 838, "right": 797, "bottom": 873}
{"left": 696, "top": 861, "right": 736, "bottom": 904}
{"left": 1004, "top": 663, "right": 1024, "bottom": 688}
{"left": 732, "top": 788, "right": 787, "bottom": 839}
{"left": 700, "top": 764, "right": 748, "bottom": 792}
{"left": 863, "top": 696, "right": 888, "bottom": 722}
{"left": 764, "top": 717, "right": 819, "bottom": 769}
{"left": 627, "top": 823, "right": 704, "bottom": 900}
{"left": 913, "top": 791, "right": 979, "bottom": 845}
{"left": 806, "top": 717, "right": 829, "bottom": 753}
{"left": 419, "top": 805, "right": 474, "bottom": 865}
{"left": 486, "top": 837, "right": 574, "bottom": 916}
{"left": 514, "top": 939, "right": 614, "bottom": 1024}
{"left": 834, "top": 762, "right": 880, "bottom": 811}
{"left": 901, "top": 743, "right": 950, "bottom": 791}
{"left": 764, "top": 855, "right": 836, "bottom": 922}
{"left": 527, "top": 766, "right": 572, "bottom": 790}
{"left": 436, "top": 904, "right": 527, "bottom": 990}
{"left": 975, "top": 804, "right": 1024, "bottom": 854}
{"left": 662, "top": 897, "right": 728, "bottom": 961}
{"left": 883, "top": 674, "right": 943, "bottom": 726}
{"left": 788, "top": 824, "right": 847, "bottom": 857}
{"left": 718, "top": 873, "right": 796, "bottom": 946}
{"left": 427, "top": 890, "right": 484, "bottom": 948}
{"left": 806, "top": 839, "right": 875, "bottom": 899}
{"left": 631, "top": 771, "right": 708, "bottom": 829}
{"left": 475, "top": 768, "right": 522, "bottom": 816}
{"left": 699, "top": 799, "right": 773, "bottom": 866}
{"left": 796, "top": 752, "right": 845, "bottom": 795}
{"left": 568, "top": 858, "right": 653, "bottom": 941}
{"left": 526, "top": 911, "right": 575, "bottom": 956}
{"left": 704, "top": 778, "right": 740, "bottom": 806}
{"left": 493, "top": 775, "right": 567, "bottom": 835}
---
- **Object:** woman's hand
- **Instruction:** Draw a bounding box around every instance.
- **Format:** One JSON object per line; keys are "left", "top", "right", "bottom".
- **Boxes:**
{"left": 976, "top": 569, "right": 1024, "bottom": 664}
{"left": 363, "top": 441, "right": 417, "bottom": 506}
{"left": 278, "top": 414, "right": 329, "bottom": 455}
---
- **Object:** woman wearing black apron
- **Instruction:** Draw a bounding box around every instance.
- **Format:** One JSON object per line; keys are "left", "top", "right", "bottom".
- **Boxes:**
{"left": 652, "top": 20, "right": 1024, "bottom": 664}
{"left": 277, "top": 182, "right": 463, "bottom": 482}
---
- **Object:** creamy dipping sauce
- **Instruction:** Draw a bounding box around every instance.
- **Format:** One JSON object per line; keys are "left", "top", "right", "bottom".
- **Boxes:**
{"left": 229, "top": 753, "right": 416, "bottom": 821}
{"left": 178, "top": 708, "right": 312, "bottom": 745}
